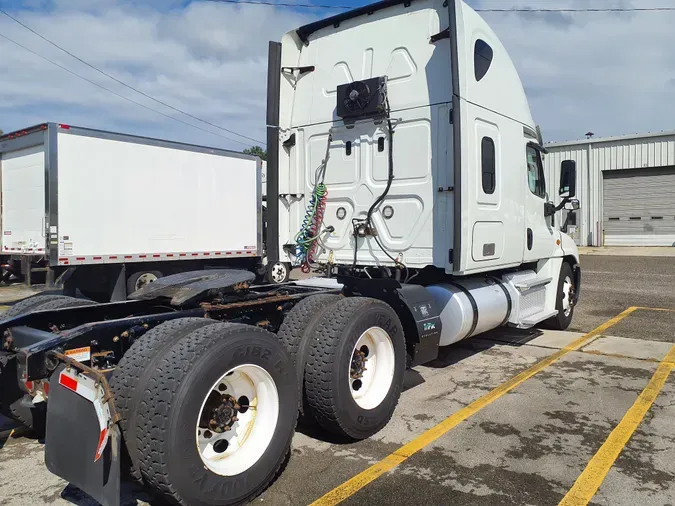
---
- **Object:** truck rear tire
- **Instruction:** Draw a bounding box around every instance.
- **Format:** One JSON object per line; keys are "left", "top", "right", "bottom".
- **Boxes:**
{"left": 542, "top": 262, "right": 575, "bottom": 331}
{"left": 109, "top": 317, "right": 219, "bottom": 482}
{"left": 277, "top": 294, "right": 341, "bottom": 420}
{"left": 304, "top": 297, "right": 406, "bottom": 440}
{"left": 0, "top": 295, "right": 97, "bottom": 434}
{"left": 2, "top": 294, "right": 81, "bottom": 320}
{"left": 136, "top": 323, "right": 297, "bottom": 506}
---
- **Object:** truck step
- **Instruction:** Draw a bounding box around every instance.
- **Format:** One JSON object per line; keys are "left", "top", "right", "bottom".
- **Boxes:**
{"left": 520, "top": 309, "right": 558, "bottom": 326}
{"left": 513, "top": 277, "right": 552, "bottom": 291}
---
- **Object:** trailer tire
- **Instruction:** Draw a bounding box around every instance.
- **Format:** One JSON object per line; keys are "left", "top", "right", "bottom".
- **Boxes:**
{"left": 266, "top": 261, "right": 290, "bottom": 284}
{"left": 0, "top": 295, "right": 97, "bottom": 434}
{"left": 542, "top": 262, "right": 575, "bottom": 331}
{"left": 109, "top": 317, "right": 219, "bottom": 482}
{"left": 136, "top": 323, "right": 297, "bottom": 506}
{"left": 277, "top": 294, "right": 341, "bottom": 420}
{"left": 304, "top": 297, "right": 405, "bottom": 440}
{"left": 127, "top": 270, "right": 163, "bottom": 294}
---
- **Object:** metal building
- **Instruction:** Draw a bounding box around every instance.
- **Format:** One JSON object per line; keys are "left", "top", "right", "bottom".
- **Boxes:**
{"left": 544, "top": 131, "right": 675, "bottom": 247}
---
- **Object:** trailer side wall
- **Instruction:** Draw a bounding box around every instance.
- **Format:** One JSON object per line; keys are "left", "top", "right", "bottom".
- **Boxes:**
{"left": 56, "top": 131, "right": 260, "bottom": 263}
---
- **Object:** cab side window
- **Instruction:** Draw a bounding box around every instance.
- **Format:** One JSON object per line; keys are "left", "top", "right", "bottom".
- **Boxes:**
{"left": 526, "top": 146, "right": 546, "bottom": 198}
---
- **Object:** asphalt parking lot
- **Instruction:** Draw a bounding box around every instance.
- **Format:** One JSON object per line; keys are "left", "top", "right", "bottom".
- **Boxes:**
{"left": 1, "top": 253, "right": 674, "bottom": 506}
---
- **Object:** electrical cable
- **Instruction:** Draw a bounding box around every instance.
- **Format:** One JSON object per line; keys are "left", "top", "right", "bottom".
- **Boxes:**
{"left": 350, "top": 93, "right": 408, "bottom": 279}
{"left": 0, "top": 10, "right": 263, "bottom": 146}
{"left": 0, "top": 31, "right": 252, "bottom": 146}
{"left": 206, "top": 0, "right": 675, "bottom": 12}
{"left": 295, "top": 132, "right": 332, "bottom": 271}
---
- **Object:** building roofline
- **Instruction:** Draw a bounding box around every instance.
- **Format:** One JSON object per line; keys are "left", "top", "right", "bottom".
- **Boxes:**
{"left": 545, "top": 130, "right": 675, "bottom": 148}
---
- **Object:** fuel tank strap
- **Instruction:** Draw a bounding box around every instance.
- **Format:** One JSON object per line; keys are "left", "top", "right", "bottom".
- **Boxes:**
{"left": 446, "top": 281, "right": 479, "bottom": 338}
{"left": 490, "top": 277, "right": 513, "bottom": 327}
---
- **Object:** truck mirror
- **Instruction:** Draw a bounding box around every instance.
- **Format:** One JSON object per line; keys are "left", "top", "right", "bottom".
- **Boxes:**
{"left": 559, "top": 160, "right": 576, "bottom": 198}
{"left": 564, "top": 198, "right": 580, "bottom": 211}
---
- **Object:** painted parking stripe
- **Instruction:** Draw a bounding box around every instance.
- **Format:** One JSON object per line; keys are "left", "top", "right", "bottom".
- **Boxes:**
{"left": 309, "top": 307, "right": 639, "bottom": 506}
{"left": 634, "top": 306, "right": 675, "bottom": 313}
{"left": 558, "top": 343, "right": 675, "bottom": 506}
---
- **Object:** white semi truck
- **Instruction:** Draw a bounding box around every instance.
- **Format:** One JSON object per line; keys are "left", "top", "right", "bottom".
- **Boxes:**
{"left": 0, "top": 1, "right": 580, "bottom": 505}
{"left": 0, "top": 123, "right": 267, "bottom": 299}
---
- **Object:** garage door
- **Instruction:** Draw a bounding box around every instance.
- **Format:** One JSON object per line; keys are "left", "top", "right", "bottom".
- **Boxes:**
{"left": 603, "top": 167, "right": 675, "bottom": 246}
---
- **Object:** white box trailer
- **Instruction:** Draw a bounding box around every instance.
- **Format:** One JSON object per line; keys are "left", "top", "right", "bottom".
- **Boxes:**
{"left": 0, "top": 123, "right": 263, "bottom": 299}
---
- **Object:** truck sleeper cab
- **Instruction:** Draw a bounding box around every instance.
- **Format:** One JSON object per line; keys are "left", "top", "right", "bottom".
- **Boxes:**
{"left": 0, "top": 2, "right": 580, "bottom": 506}
{"left": 269, "top": 0, "right": 580, "bottom": 336}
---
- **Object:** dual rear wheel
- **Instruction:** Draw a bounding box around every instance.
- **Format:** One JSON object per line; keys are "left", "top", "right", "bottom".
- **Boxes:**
{"left": 110, "top": 320, "right": 297, "bottom": 506}
{"left": 105, "top": 294, "right": 406, "bottom": 505}
{"left": 279, "top": 295, "right": 406, "bottom": 440}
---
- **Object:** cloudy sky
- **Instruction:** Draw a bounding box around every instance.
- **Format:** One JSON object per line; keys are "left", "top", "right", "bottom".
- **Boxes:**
{"left": 0, "top": 0, "right": 673, "bottom": 150}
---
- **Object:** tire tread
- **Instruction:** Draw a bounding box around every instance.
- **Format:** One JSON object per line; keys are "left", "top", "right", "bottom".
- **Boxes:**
{"left": 109, "top": 317, "right": 218, "bottom": 481}
{"left": 304, "top": 297, "right": 404, "bottom": 438}
{"left": 136, "top": 322, "right": 295, "bottom": 506}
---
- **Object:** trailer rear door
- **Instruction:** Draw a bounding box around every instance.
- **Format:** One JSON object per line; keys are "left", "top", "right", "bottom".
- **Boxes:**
{"left": 1, "top": 145, "right": 46, "bottom": 254}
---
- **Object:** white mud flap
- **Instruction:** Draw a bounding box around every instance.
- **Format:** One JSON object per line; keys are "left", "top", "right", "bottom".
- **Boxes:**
{"left": 45, "top": 364, "right": 121, "bottom": 506}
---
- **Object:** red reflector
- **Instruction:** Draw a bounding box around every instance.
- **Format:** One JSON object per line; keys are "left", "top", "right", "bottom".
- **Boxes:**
{"left": 76, "top": 257, "right": 86, "bottom": 261}
{"left": 203, "top": 252, "right": 210, "bottom": 256}
{"left": 43, "top": 381, "right": 50, "bottom": 395}
{"left": 109, "top": 256, "right": 117, "bottom": 259}
{"left": 24, "top": 380, "right": 34, "bottom": 391}
{"left": 215, "top": 252, "right": 222, "bottom": 256}
{"left": 93, "top": 256, "right": 102, "bottom": 260}
{"left": 192, "top": 253, "right": 199, "bottom": 256}
{"left": 153, "top": 254, "right": 160, "bottom": 258}
{"left": 139, "top": 255, "right": 147, "bottom": 258}
{"left": 124, "top": 255, "right": 132, "bottom": 259}
{"left": 167, "top": 254, "right": 174, "bottom": 257}
{"left": 59, "top": 374, "right": 78, "bottom": 392}
{"left": 179, "top": 253, "right": 187, "bottom": 257}
{"left": 95, "top": 427, "right": 108, "bottom": 461}
{"left": 58, "top": 124, "right": 71, "bottom": 130}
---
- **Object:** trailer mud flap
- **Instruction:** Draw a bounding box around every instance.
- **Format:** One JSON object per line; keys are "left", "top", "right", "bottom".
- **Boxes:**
{"left": 45, "top": 364, "right": 120, "bottom": 506}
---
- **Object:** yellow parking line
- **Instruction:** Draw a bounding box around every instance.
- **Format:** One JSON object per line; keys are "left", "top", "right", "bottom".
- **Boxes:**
{"left": 634, "top": 306, "right": 675, "bottom": 313}
{"left": 558, "top": 343, "right": 675, "bottom": 506}
{"left": 309, "top": 307, "right": 638, "bottom": 506}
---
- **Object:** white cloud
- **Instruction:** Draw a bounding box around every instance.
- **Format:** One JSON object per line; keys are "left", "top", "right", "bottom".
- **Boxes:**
{"left": 0, "top": 0, "right": 313, "bottom": 148}
{"left": 474, "top": 0, "right": 675, "bottom": 142}
{"left": 1, "top": 0, "right": 674, "bottom": 146}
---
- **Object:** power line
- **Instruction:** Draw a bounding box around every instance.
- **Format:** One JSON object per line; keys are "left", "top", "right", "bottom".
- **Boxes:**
{"left": 0, "top": 30, "right": 251, "bottom": 146}
{"left": 206, "top": 0, "right": 675, "bottom": 11}
{"left": 0, "top": 7, "right": 264, "bottom": 146}
{"left": 477, "top": 7, "right": 675, "bottom": 12}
